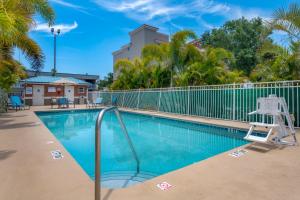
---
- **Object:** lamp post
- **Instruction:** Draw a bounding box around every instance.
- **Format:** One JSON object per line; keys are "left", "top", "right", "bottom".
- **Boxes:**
{"left": 51, "top": 28, "right": 60, "bottom": 76}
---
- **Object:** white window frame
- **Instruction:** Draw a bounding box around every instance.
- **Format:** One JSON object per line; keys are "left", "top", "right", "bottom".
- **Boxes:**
{"left": 25, "top": 87, "right": 33, "bottom": 95}
{"left": 48, "top": 86, "right": 56, "bottom": 93}
{"left": 78, "top": 87, "right": 85, "bottom": 93}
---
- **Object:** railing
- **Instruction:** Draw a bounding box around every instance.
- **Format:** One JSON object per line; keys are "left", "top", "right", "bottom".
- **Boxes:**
{"left": 95, "top": 106, "right": 140, "bottom": 200}
{"left": 89, "top": 81, "right": 300, "bottom": 128}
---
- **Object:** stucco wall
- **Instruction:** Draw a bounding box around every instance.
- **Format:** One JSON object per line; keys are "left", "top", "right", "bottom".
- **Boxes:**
{"left": 24, "top": 84, "right": 87, "bottom": 97}
{"left": 23, "top": 84, "right": 87, "bottom": 106}
{"left": 113, "top": 25, "right": 169, "bottom": 79}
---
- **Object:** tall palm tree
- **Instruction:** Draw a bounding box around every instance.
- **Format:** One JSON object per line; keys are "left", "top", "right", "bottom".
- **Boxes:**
{"left": 0, "top": 0, "right": 55, "bottom": 90}
{"left": 142, "top": 43, "right": 172, "bottom": 87}
{"left": 272, "top": 3, "right": 300, "bottom": 41}
{"left": 169, "top": 30, "right": 198, "bottom": 86}
{"left": 271, "top": 3, "right": 300, "bottom": 60}
{"left": 142, "top": 43, "right": 170, "bottom": 69}
{"left": 176, "top": 47, "right": 238, "bottom": 86}
{"left": 143, "top": 30, "right": 199, "bottom": 87}
{"left": 113, "top": 59, "right": 141, "bottom": 89}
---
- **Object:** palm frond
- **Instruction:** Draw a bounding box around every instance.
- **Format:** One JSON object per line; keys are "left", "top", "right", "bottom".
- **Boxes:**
{"left": 114, "top": 59, "right": 135, "bottom": 71}
{"left": 29, "top": 0, "right": 55, "bottom": 25}
{"left": 14, "top": 34, "right": 44, "bottom": 71}
{"left": 272, "top": 3, "right": 300, "bottom": 40}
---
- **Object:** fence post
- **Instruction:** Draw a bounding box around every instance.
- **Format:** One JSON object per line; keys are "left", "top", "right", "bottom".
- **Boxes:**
{"left": 110, "top": 92, "right": 112, "bottom": 106}
{"left": 122, "top": 91, "right": 125, "bottom": 108}
{"left": 187, "top": 86, "right": 190, "bottom": 115}
{"left": 158, "top": 88, "right": 162, "bottom": 112}
{"left": 137, "top": 89, "right": 140, "bottom": 109}
{"left": 232, "top": 83, "right": 236, "bottom": 120}
{"left": 93, "top": 91, "right": 97, "bottom": 103}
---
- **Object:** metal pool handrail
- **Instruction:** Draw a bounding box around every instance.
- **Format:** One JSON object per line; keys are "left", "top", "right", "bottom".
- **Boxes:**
{"left": 95, "top": 106, "right": 140, "bottom": 200}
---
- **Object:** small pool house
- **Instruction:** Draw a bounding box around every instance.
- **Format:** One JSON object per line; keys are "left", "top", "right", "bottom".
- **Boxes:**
{"left": 22, "top": 76, "right": 89, "bottom": 106}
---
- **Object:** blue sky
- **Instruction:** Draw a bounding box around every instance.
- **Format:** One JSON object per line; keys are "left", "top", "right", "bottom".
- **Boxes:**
{"left": 17, "top": 0, "right": 294, "bottom": 79}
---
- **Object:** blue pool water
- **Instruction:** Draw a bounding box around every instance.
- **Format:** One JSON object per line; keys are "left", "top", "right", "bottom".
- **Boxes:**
{"left": 36, "top": 109, "right": 248, "bottom": 188}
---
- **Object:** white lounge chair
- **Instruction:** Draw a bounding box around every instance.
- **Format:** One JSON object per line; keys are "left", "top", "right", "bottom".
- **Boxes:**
{"left": 86, "top": 99, "right": 94, "bottom": 108}
{"left": 244, "top": 95, "right": 297, "bottom": 145}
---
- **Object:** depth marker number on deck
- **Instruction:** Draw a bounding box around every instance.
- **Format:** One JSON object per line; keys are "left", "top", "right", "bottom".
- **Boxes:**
{"left": 51, "top": 150, "right": 63, "bottom": 159}
{"left": 229, "top": 149, "right": 247, "bottom": 158}
{"left": 157, "top": 181, "right": 172, "bottom": 191}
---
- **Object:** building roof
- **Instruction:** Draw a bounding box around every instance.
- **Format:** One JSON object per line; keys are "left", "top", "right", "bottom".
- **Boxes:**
{"left": 22, "top": 76, "right": 89, "bottom": 85}
{"left": 26, "top": 70, "right": 99, "bottom": 81}
{"left": 129, "top": 24, "right": 159, "bottom": 36}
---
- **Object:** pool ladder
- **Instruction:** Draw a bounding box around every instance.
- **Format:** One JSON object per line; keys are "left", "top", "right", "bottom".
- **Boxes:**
{"left": 95, "top": 106, "right": 140, "bottom": 200}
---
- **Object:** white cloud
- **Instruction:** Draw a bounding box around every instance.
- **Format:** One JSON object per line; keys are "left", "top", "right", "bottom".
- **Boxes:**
{"left": 191, "top": 0, "right": 230, "bottom": 14}
{"left": 32, "top": 21, "right": 78, "bottom": 34}
{"left": 95, "top": 0, "right": 183, "bottom": 21}
{"left": 50, "top": 0, "right": 83, "bottom": 9}
{"left": 226, "top": 6, "right": 270, "bottom": 21}
{"left": 50, "top": 0, "right": 90, "bottom": 15}
{"left": 93, "top": 0, "right": 271, "bottom": 31}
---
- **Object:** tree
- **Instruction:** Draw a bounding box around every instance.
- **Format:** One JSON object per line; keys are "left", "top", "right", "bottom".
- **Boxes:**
{"left": 111, "top": 59, "right": 135, "bottom": 90}
{"left": 98, "top": 72, "right": 114, "bottom": 89}
{"left": 149, "top": 66, "right": 171, "bottom": 88}
{"left": 112, "top": 13, "right": 299, "bottom": 90}
{"left": 0, "top": 59, "right": 26, "bottom": 91}
{"left": 201, "top": 17, "right": 272, "bottom": 75}
{"left": 113, "top": 29, "right": 247, "bottom": 89}
{"left": 111, "top": 58, "right": 151, "bottom": 90}
{"left": 271, "top": 3, "right": 300, "bottom": 62}
{"left": 141, "top": 30, "right": 201, "bottom": 87}
{"left": 169, "top": 30, "right": 200, "bottom": 86}
{"left": 250, "top": 2, "right": 300, "bottom": 81}
{"left": 176, "top": 47, "right": 245, "bottom": 86}
{"left": 0, "top": 0, "right": 55, "bottom": 91}
{"left": 142, "top": 43, "right": 170, "bottom": 69}
{"left": 111, "top": 56, "right": 171, "bottom": 90}
{"left": 271, "top": 3, "right": 300, "bottom": 42}
{"left": 251, "top": 44, "right": 287, "bottom": 81}
{"left": 250, "top": 41, "right": 300, "bottom": 81}
{"left": 142, "top": 43, "right": 171, "bottom": 87}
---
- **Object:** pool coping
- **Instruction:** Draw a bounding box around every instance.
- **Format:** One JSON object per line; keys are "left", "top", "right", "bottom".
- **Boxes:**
{"left": 120, "top": 109, "right": 261, "bottom": 132}
{"left": 1, "top": 105, "right": 299, "bottom": 200}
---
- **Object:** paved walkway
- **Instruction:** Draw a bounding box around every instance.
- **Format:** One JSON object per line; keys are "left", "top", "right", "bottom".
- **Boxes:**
{"left": 0, "top": 106, "right": 299, "bottom": 200}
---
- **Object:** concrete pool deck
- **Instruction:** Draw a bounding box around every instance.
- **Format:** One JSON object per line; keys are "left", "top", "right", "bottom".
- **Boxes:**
{"left": 0, "top": 105, "right": 299, "bottom": 200}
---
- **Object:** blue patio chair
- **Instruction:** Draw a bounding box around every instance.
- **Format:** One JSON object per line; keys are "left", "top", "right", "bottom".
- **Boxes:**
{"left": 94, "top": 97, "right": 103, "bottom": 107}
{"left": 57, "top": 97, "right": 69, "bottom": 108}
{"left": 10, "top": 96, "right": 28, "bottom": 111}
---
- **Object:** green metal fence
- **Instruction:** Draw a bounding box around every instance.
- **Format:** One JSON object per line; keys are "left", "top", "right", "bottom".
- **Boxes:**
{"left": 0, "top": 89, "right": 7, "bottom": 113}
{"left": 89, "top": 81, "right": 300, "bottom": 128}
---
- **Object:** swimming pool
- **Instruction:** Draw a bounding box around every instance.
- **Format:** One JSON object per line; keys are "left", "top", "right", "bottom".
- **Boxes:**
{"left": 36, "top": 109, "right": 249, "bottom": 188}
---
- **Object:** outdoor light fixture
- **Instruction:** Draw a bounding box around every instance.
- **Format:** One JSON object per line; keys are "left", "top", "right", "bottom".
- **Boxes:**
{"left": 51, "top": 27, "right": 61, "bottom": 76}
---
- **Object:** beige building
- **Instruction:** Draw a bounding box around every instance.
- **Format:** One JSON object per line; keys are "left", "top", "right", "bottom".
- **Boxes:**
{"left": 112, "top": 24, "right": 169, "bottom": 78}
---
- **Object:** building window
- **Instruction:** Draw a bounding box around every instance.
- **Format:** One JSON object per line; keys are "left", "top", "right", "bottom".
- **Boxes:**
{"left": 78, "top": 87, "right": 85, "bottom": 93}
{"left": 25, "top": 87, "right": 32, "bottom": 95}
{"left": 48, "top": 86, "right": 56, "bottom": 93}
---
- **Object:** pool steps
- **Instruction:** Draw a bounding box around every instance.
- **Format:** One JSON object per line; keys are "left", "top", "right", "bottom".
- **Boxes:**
{"left": 95, "top": 171, "right": 156, "bottom": 188}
